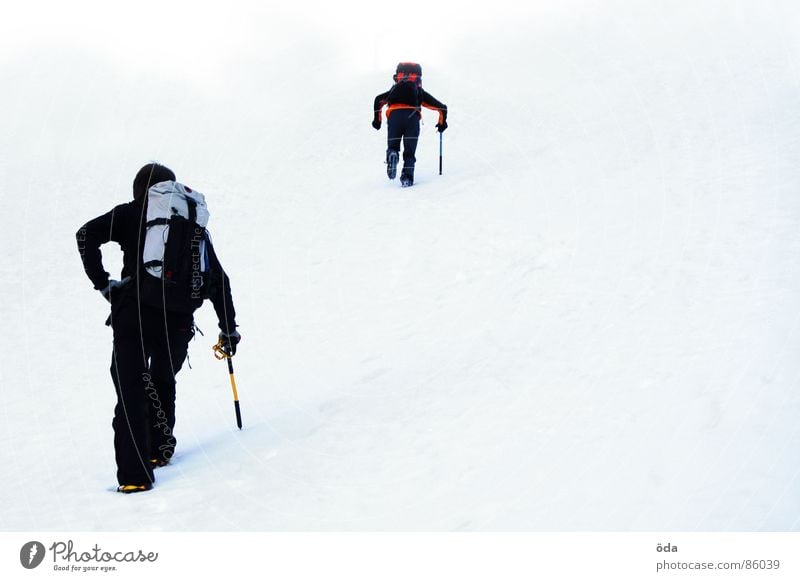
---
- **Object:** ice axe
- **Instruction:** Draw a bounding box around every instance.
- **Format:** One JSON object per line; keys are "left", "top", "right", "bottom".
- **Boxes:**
{"left": 213, "top": 340, "right": 242, "bottom": 429}
{"left": 439, "top": 131, "right": 443, "bottom": 175}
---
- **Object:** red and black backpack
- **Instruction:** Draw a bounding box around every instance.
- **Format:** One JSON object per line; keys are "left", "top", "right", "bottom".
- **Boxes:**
{"left": 388, "top": 62, "right": 423, "bottom": 106}
{"left": 393, "top": 62, "right": 422, "bottom": 85}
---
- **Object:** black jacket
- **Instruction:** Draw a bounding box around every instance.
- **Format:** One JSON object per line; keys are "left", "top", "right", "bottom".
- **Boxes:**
{"left": 373, "top": 85, "right": 447, "bottom": 125}
{"left": 76, "top": 199, "right": 237, "bottom": 330}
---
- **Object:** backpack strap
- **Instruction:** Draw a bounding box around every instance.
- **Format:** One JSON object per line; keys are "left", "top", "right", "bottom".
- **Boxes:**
{"left": 395, "top": 71, "right": 420, "bottom": 84}
{"left": 186, "top": 196, "right": 197, "bottom": 223}
{"left": 145, "top": 217, "right": 169, "bottom": 228}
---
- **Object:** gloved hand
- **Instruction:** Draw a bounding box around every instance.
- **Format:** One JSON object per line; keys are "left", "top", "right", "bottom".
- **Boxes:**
{"left": 218, "top": 329, "right": 241, "bottom": 357}
{"left": 372, "top": 118, "right": 381, "bottom": 130}
{"left": 100, "top": 277, "right": 131, "bottom": 303}
{"left": 435, "top": 120, "right": 448, "bottom": 133}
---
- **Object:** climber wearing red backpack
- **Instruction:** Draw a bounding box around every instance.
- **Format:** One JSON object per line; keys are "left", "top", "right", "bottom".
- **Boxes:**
{"left": 372, "top": 62, "right": 448, "bottom": 187}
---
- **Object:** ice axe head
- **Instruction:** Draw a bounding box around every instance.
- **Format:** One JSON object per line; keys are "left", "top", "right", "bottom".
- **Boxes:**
{"left": 213, "top": 339, "right": 233, "bottom": 360}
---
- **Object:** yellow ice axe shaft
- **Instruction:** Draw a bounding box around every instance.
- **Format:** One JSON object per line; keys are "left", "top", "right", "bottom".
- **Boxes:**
{"left": 214, "top": 340, "right": 242, "bottom": 429}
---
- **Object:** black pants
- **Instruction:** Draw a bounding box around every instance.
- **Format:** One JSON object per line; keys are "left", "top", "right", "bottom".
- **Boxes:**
{"left": 109, "top": 297, "right": 193, "bottom": 485}
{"left": 387, "top": 109, "right": 420, "bottom": 178}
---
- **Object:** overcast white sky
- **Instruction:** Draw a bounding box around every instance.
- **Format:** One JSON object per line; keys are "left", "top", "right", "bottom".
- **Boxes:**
{"left": 0, "top": 0, "right": 555, "bottom": 78}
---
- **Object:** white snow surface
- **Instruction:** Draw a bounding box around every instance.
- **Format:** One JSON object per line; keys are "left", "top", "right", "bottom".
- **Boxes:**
{"left": 1, "top": 0, "right": 799, "bottom": 531}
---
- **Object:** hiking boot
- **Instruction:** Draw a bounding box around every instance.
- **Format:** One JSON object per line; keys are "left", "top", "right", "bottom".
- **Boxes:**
{"left": 400, "top": 170, "right": 414, "bottom": 187}
{"left": 117, "top": 483, "right": 153, "bottom": 494}
{"left": 386, "top": 150, "right": 399, "bottom": 180}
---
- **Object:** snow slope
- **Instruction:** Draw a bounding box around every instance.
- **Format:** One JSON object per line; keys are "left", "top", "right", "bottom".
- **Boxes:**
{"left": 1, "top": 0, "right": 799, "bottom": 530}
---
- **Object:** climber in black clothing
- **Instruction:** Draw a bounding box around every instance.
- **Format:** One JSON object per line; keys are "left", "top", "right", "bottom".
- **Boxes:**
{"left": 372, "top": 62, "right": 448, "bottom": 186}
{"left": 76, "top": 163, "right": 240, "bottom": 493}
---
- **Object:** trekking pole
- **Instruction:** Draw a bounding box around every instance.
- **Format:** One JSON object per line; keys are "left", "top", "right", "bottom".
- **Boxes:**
{"left": 213, "top": 341, "right": 242, "bottom": 429}
{"left": 439, "top": 131, "right": 443, "bottom": 175}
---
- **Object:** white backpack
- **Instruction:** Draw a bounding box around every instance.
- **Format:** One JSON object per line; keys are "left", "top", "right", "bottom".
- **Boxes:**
{"left": 140, "top": 180, "right": 212, "bottom": 312}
